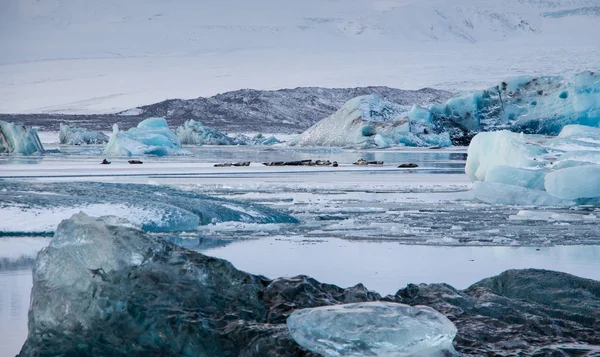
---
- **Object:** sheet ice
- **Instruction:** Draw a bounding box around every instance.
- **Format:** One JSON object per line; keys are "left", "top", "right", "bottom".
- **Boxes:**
{"left": 59, "top": 123, "right": 108, "bottom": 145}
{"left": 466, "top": 125, "right": 600, "bottom": 205}
{"left": 176, "top": 119, "right": 280, "bottom": 145}
{"left": 0, "top": 181, "right": 297, "bottom": 234}
{"left": 289, "top": 95, "right": 451, "bottom": 148}
{"left": 421, "top": 71, "right": 600, "bottom": 140}
{"left": 104, "top": 117, "right": 188, "bottom": 156}
{"left": 287, "top": 302, "right": 458, "bottom": 357}
{"left": 0, "top": 121, "right": 44, "bottom": 155}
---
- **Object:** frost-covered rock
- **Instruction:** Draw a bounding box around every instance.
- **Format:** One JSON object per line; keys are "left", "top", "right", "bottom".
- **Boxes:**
{"left": 287, "top": 302, "right": 458, "bottom": 357}
{"left": 466, "top": 125, "right": 600, "bottom": 205}
{"left": 104, "top": 117, "right": 188, "bottom": 156}
{"left": 420, "top": 71, "right": 600, "bottom": 143}
{"left": 59, "top": 123, "right": 109, "bottom": 145}
{"left": 0, "top": 181, "right": 297, "bottom": 234}
{"left": 289, "top": 95, "right": 451, "bottom": 148}
{"left": 0, "top": 121, "right": 44, "bottom": 155}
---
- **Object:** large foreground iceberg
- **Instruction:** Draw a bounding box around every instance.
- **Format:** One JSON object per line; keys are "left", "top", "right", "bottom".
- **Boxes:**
{"left": 0, "top": 181, "right": 297, "bottom": 234}
{"left": 0, "top": 121, "right": 44, "bottom": 155}
{"left": 59, "top": 123, "right": 109, "bottom": 145}
{"left": 466, "top": 125, "right": 600, "bottom": 205}
{"left": 104, "top": 117, "right": 188, "bottom": 156}
{"left": 176, "top": 119, "right": 280, "bottom": 146}
{"left": 418, "top": 70, "right": 600, "bottom": 144}
{"left": 287, "top": 302, "right": 457, "bottom": 357}
{"left": 20, "top": 213, "right": 600, "bottom": 356}
{"left": 289, "top": 95, "right": 451, "bottom": 148}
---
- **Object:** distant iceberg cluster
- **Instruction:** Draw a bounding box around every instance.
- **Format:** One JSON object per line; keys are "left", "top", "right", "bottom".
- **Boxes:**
{"left": 59, "top": 123, "right": 108, "bottom": 145}
{"left": 0, "top": 120, "right": 44, "bottom": 155}
{"left": 176, "top": 119, "right": 280, "bottom": 146}
{"left": 103, "top": 117, "right": 188, "bottom": 156}
{"left": 467, "top": 125, "right": 600, "bottom": 206}
{"left": 289, "top": 95, "right": 452, "bottom": 148}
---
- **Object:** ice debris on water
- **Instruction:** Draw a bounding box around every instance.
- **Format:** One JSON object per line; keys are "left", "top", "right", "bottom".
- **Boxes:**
{"left": 0, "top": 181, "right": 298, "bottom": 234}
{"left": 0, "top": 121, "right": 44, "bottom": 155}
{"left": 466, "top": 124, "right": 600, "bottom": 205}
{"left": 289, "top": 95, "right": 451, "bottom": 148}
{"left": 176, "top": 119, "right": 280, "bottom": 146}
{"left": 59, "top": 123, "right": 109, "bottom": 145}
{"left": 104, "top": 117, "right": 188, "bottom": 156}
{"left": 287, "top": 302, "right": 458, "bottom": 357}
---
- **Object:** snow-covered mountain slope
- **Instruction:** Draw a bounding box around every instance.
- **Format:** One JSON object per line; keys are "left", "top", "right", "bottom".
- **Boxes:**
{"left": 0, "top": 0, "right": 599, "bottom": 114}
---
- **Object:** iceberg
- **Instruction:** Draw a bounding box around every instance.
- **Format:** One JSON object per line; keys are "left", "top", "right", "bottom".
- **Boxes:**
{"left": 466, "top": 125, "right": 600, "bottom": 205}
{"left": 420, "top": 71, "right": 600, "bottom": 143}
{"left": 176, "top": 119, "right": 281, "bottom": 146}
{"left": 0, "top": 181, "right": 297, "bottom": 234}
{"left": 59, "top": 123, "right": 109, "bottom": 145}
{"left": 0, "top": 121, "right": 44, "bottom": 155}
{"left": 289, "top": 95, "right": 451, "bottom": 148}
{"left": 287, "top": 302, "right": 458, "bottom": 357}
{"left": 104, "top": 117, "right": 188, "bottom": 156}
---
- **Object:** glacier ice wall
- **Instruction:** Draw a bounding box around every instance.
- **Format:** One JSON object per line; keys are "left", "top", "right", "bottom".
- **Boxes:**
{"left": 0, "top": 121, "right": 44, "bottom": 155}
{"left": 287, "top": 302, "right": 458, "bottom": 357}
{"left": 176, "top": 119, "right": 281, "bottom": 146}
{"left": 466, "top": 125, "right": 600, "bottom": 205}
{"left": 289, "top": 95, "right": 451, "bottom": 148}
{"left": 104, "top": 117, "right": 188, "bottom": 156}
{"left": 59, "top": 123, "right": 109, "bottom": 145}
{"left": 0, "top": 181, "right": 297, "bottom": 234}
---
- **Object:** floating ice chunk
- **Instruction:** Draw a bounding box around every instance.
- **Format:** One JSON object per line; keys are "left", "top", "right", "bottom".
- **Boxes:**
{"left": 472, "top": 181, "right": 575, "bottom": 206}
{"left": 287, "top": 302, "right": 458, "bottom": 357}
{"left": 0, "top": 121, "right": 44, "bottom": 155}
{"left": 465, "top": 130, "right": 546, "bottom": 182}
{"left": 508, "top": 210, "right": 597, "bottom": 221}
{"left": 485, "top": 165, "right": 546, "bottom": 190}
{"left": 545, "top": 166, "right": 600, "bottom": 200}
{"left": 244, "top": 132, "right": 281, "bottom": 145}
{"left": 104, "top": 117, "right": 188, "bottom": 156}
{"left": 177, "top": 119, "right": 244, "bottom": 145}
{"left": 59, "top": 123, "right": 108, "bottom": 145}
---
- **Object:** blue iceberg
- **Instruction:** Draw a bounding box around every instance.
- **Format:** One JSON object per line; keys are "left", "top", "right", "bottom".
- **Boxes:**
{"left": 466, "top": 125, "right": 600, "bottom": 205}
{"left": 59, "top": 123, "right": 109, "bottom": 145}
{"left": 104, "top": 117, "right": 188, "bottom": 156}
{"left": 0, "top": 121, "right": 44, "bottom": 155}
{"left": 289, "top": 95, "right": 451, "bottom": 148}
{"left": 176, "top": 119, "right": 281, "bottom": 146}
{"left": 0, "top": 181, "right": 298, "bottom": 235}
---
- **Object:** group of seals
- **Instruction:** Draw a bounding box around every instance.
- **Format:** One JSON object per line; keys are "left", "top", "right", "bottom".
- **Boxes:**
{"left": 353, "top": 158, "right": 384, "bottom": 165}
{"left": 262, "top": 159, "right": 338, "bottom": 167}
{"left": 100, "top": 159, "right": 144, "bottom": 164}
{"left": 214, "top": 162, "right": 251, "bottom": 167}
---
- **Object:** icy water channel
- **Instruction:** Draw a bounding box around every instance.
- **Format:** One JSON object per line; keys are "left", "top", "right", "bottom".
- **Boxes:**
{"left": 1, "top": 145, "right": 600, "bottom": 356}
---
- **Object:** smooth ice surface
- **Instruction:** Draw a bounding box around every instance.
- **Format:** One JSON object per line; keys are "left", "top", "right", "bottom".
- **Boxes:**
{"left": 467, "top": 125, "right": 600, "bottom": 205}
{"left": 287, "top": 302, "right": 457, "bottom": 357}
{"left": 420, "top": 71, "right": 600, "bottom": 135}
{"left": 0, "top": 121, "right": 44, "bottom": 155}
{"left": 104, "top": 117, "right": 188, "bottom": 156}
{"left": 0, "top": 181, "right": 297, "bottom": 234}
{"left": 59, "top": 123, "right": 108, "bottom": 145}
{"left": 176, "top": 119, "right": 280, "bottom": 146}
{"left": 289, "top": 95, "right": 451, "bottom": 148}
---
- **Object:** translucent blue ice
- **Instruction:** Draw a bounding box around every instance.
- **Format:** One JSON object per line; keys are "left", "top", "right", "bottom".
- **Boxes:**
{"left": 0, "top": 121, "right": 45, "bottom": 155}
{"left": 104, "top": 117, "right": 188, "bottom": 156}
{"left": 177, "top": 119, "right": 281, "bottom": 146}
{"left": 287, "top": 302, "right": 458, "bottom": 357}
{"left": 0, "top": 181, "right": 298, "bottom": 234}
{"left": 59, "top": 123, "right": 109, "bottom": 145}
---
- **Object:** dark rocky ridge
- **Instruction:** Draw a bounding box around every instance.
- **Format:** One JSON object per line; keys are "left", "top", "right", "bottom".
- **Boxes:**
{"left": 20, "top": 214, "right": 600, "bottom": 357}
{"left": 0, "top": 86, "right": 453, "bottom": 134}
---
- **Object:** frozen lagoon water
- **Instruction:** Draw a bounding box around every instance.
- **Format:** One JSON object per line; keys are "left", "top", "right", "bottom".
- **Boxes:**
{"left": 1, "top": 143, "right": 600, "bottom": 356}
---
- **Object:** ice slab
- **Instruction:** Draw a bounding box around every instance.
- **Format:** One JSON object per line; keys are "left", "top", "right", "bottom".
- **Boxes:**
{"left": 0, "top": 121, "right": 44, "bottom": 155}
{"left": 287, "top": 302, "right": 458, "bottom": 357}
{"left": 0, "top": 181, "right": 297, "bottom": 234}
{"left": 176, "top": 119, "right": 281, "bottom": 146}
{"left": 289, "top": 95, "right": 450, "bottom": 148}
{"left": 467, "top": 125, "right": 600, "bottom": 205}
{"left": 104, "top": 117, "right": 188, "bottom": 156}
{"left": 59, "top": 123, "right": 108, "bottom": 145}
